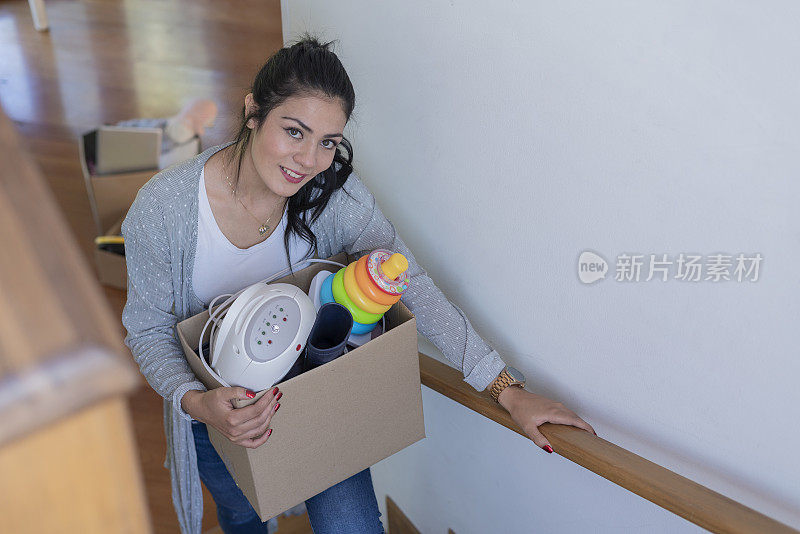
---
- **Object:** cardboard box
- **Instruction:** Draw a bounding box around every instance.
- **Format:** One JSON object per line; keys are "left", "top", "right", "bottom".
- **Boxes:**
{"left": 91, "top": 126, "right": 162, "bottom": 175}
{"left": 79, "top": 127, "right": 200, "bottom": 288}
{"left": 176, "top": 252, "right": 426, "bottom": 521}
{"left": 93, "top": 216, "right": 127, "bottom": 289}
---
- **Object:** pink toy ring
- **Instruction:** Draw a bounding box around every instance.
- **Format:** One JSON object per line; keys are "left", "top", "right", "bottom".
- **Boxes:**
{"left": 366, "top": 249, "right": 409, "bottom": 296}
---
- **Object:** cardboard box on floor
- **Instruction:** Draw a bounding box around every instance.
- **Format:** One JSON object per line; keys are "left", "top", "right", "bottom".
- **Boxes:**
{"left": 78, "top": 127, "right": 200, "bottom": 288}
{"left": 176, "top": 252, "right": 426, "bottom": 522}
{"left": 93, "top": 216, "right": 127, "bottom": 289}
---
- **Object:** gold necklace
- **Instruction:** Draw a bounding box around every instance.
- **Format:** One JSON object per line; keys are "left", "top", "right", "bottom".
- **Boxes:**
{"left": 225, "top": 167, "right": 284, "bottom": 236}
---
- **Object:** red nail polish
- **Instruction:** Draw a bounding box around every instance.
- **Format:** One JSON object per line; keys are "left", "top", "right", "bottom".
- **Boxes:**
{"left": 275, "top": 392, "right": 282, "bottom": 401}
{"left": 273, "top": 403, "right": 280, "bottom": 413}
{"left": 543, "top": 445, "right": 554, "bottom": 454}
{"left": 246, "top": 390, "right": 255, "bottom": 399}
{"left": 267, "top": 428, "right": 272, "bottom": 438}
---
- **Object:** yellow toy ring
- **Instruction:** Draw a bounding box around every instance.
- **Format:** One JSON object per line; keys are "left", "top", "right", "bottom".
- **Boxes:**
{"left": 355, "top": 255, "right": 401, "bottom": 306}
{"left": 344, "top": 262, "right": 392, "bottom": 314}
{"left": 332, "top": 268, "right": 383, "bottom": 324}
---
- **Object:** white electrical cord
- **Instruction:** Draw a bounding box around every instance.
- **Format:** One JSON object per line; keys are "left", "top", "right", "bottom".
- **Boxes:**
{"left": 198, "top": 258, "right": 350, "bottom": 365}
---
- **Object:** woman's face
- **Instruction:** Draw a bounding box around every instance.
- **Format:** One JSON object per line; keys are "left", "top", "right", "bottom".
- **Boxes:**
{"left": 245, "top": 92, "right": 348, "bottom": 198}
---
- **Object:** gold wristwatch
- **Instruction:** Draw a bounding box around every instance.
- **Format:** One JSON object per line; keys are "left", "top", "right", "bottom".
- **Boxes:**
{"left": 489, "top": 365, "right": 526, "bottom": 403}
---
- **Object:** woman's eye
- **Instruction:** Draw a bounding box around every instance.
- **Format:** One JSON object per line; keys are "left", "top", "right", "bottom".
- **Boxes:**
{"left": 321, "top": 139, "right": 337, "bottom": 150}
{"left": 286, "top": 128, "right": 301, "bottom": 138}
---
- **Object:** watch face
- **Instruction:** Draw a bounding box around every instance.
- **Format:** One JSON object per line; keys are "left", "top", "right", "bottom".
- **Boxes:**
{"left": 507, "top": 366, "right": 525, "bottom": 382}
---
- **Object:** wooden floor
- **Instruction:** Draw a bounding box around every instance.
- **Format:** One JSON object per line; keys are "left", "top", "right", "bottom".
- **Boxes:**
{"left": 0, "top": 1, "right": 313, "bottom": 532}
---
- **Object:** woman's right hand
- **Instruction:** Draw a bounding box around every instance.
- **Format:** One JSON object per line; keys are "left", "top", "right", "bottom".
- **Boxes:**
{"left": 183, "top": 386, "right": 282, "bottom": 449}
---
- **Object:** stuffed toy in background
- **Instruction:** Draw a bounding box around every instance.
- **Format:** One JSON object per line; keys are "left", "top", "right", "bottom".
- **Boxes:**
{"left": 164, "top": 98, "right": 218, "bottom": 145}
{"left": 112, "top": 98, "right": 218, "bottom": 155}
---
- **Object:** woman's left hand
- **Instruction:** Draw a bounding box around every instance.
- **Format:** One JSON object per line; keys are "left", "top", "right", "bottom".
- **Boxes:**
{"left": 498, "top": 386, "right": 597, "bottom": 454}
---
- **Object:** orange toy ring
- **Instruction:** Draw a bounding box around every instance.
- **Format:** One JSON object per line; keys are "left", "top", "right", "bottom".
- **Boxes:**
{"left": 344, "top": 261, "right": 392, "bottom": 315}
{"left": 356, "top": 255, "right": 401, "bottom": 306}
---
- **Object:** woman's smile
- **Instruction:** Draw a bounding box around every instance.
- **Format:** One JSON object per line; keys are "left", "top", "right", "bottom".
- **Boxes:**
{"left": 279, "top": 165, "right": 306, "bottom": 183}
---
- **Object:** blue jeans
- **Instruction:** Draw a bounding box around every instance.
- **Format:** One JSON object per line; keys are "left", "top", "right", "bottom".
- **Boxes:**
{"left": 192, "top": 420, "right": 384, "bottom": 534}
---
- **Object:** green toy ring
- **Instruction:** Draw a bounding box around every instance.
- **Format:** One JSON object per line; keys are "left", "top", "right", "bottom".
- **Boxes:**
{"left": 332, "top": 268, "right": 383, "bottom": 324}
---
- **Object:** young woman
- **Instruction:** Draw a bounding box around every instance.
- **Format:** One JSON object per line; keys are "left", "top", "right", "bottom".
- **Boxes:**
{"left": 122, "top": 36, "right": 596, "bottom": 534}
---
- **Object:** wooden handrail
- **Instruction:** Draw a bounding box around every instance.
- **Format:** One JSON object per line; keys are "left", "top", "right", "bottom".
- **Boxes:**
{"left": 419, "top": 354, "right": 798, "bottom": 534}
{"left": 0, "top": 107, "right": 140, "bottom": 446}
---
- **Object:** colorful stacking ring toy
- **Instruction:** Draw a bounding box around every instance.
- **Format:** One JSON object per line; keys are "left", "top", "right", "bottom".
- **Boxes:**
{"left": 319, "top": 273, "right": 377, "bottom": 335}
{"left": 355, "top": 255, "right": 400, "bottom": 306}
{"left": 318, "top": 249, "right": 410, "bottom": 336}
{"left": 331, "top": 267, "right": 384, "bottom": 325}
{"left": 366, "top": 250, "right": 409, "bottom": 296}
{"left": 344, "top": 262, "right": 393, "bottom": 315}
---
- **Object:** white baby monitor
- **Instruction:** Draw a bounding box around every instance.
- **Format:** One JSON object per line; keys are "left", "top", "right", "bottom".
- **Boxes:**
{"left": 209, "top": 282, "right": 316, "bottom": 390}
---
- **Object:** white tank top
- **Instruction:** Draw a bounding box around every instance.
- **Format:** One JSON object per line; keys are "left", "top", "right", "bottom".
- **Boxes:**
{"left": 192, "top": 168, "right": 312, "bottom": 306}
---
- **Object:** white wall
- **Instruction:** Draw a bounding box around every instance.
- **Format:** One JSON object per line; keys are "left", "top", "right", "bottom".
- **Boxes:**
{"left": 282, "top": 2, "right": 799, "bottom": 532}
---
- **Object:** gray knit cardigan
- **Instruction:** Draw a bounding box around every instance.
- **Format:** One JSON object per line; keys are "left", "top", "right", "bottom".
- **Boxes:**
{"left": 121, "top": 143, "right": 507, "bottom": 534}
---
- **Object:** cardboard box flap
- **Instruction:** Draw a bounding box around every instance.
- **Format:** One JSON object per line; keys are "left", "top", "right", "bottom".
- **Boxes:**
{"left": 94, "top": 126, "right": 161, "bottom": 175}
{"left": 79, "top": 132, "right": 159, "bottom": 235}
